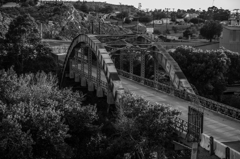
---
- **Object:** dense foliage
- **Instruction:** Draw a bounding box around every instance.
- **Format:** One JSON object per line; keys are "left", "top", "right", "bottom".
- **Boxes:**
{"left": 0, "top": 14, "right": 57, "bottom": 74}
{"left": 200, "top": 20, "right": 222, "bottom": 42}
{"left": 0, "top": 68, "right": 181, "bottom": 159}
{"left": 112, "top": 92, "right": 181, "bottom": 158}
{"left": 170, "top": 46, "right": 231, "bottom": 100}
{"left": 0, "top": 69, "right": 99, "bottom": 159}
{"left": 198, "top": 6, "right": 230, "bottom": 21}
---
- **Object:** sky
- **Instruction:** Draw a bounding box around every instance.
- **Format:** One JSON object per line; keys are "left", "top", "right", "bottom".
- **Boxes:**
{"left": 86, "top": 0, "right": 240, "bottom": 11}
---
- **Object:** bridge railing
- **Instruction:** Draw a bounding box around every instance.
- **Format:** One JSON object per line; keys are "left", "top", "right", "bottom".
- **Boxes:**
{"left": 117, "top": 69, "right": 240, "bottom": 121}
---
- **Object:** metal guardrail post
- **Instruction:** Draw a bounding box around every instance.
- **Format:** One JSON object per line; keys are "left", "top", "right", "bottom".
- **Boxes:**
{"left": 140, "top": 51, "right": 145, "bottom": 84}
{"left": 209, "top": 136, "right": 214, "bottom": 156}
{"left": 225, "top": 147, "right": 230, "bottom": 159}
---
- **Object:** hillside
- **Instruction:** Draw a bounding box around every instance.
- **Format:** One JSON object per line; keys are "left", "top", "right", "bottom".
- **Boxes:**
{"left": 0, "top": 3, "right": 132, "bottom": 40}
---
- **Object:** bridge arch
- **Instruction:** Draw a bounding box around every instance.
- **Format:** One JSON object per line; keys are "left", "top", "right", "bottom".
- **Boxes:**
{"left": 60, "top": 34, "right": 124, "bottom": 104}
{"left": 61, "top": 34, "right": 195, "bottom": 105}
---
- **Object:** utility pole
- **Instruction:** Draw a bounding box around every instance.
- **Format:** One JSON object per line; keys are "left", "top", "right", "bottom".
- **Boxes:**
{"left": 152, "top": 14, "right": 154, "bottom": 30}
{"left": 165, "top": 8, "right": 170, "bottom": 35}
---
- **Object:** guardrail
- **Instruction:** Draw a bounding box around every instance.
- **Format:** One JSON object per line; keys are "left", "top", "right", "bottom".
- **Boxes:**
{"left": 201, "top": 133, "right": 240, "bottom": 159}
{"left": 117, "top": 69, "right": 240, "bottom": 121}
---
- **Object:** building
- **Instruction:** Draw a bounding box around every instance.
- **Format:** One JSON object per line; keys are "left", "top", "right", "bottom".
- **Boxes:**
{"left": 1, "top": 2, "right": 20, "bottom": 8}
{"left": 220, "top": 26, "right": 240, "bottom": 53}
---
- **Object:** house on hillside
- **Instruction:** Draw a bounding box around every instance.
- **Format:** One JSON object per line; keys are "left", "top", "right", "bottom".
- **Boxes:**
{"left": 176, "top": 18, "right": 185, "bottom": 24}
{"left": 220, "top": 25, "right": 240, "bottom": 53}
{"left": 149, "top": 20, "right": 163, "bottom": 25}
{"left": 1, "top": 2, "right": 20, "bottom": 8}
{"left": 229, "top": 13, "right": 240, "bottom": 26}
{"left": 183, "top": 13, "right": 199, "bottom": 20}
{"left": 149, "top": 18, "right": 172, "bottom": 25}
{"left": 161, "top": 18, "right": 172, "bottom": 24}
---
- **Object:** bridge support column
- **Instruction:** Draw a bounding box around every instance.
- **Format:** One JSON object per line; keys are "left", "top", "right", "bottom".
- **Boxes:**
{"left": 96, "top": 54, "right": 103, "bottom": 97}
{"left": 75, "top": 73, "right": 80, "bottom": 82}
{"left": 191, "top": 142, "right": 198, "bottom": 159}
{"left": 129, "top": 53, "right": 133, "bottom": 79}
{"left": 120, "top": 51, "right": 123, "bottom": 70}
{"left": 74, "top": 48, "right": 80, "bottom": 82}
{"left": 107, "top": 91, "right": 114, "bottom": 105}
{"left": 69, "top": 59, "right": 74, "bottom": 79}
{"left": 80, "top": 47, "right": 86, "bottom": 86}
{"left": 81, "top": 77, "right": 87, "bottom": 86}
{"left": 141, "top": 52, "right": 145, "bottom": 84}
{"left": 88, "top": 82, "right": 94, "bottom": 91}
{"left": 88, "top": 47, "right": 92, "bottom": 80}
{"left": 80, "top": 47, "right": 85, "bottom": 78}
{"left": 154, "top": 59, "right": 158, "bottom": 88}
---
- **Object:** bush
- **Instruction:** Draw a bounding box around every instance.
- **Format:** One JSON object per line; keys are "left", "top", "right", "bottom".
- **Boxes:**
{"left": 153, "top": 30, "right": 161, "bottom": 35}
{"left": 172, "top": 26, "right": 178, "bottom": 33}
{"left": 124, "top": 18, "right": 131, "bottom": 24}
{"left": 0, "top": 69, "right": 98, "bottom": 159}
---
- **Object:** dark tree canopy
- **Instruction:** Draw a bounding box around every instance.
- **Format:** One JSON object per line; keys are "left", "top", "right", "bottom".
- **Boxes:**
{"left": 0, "top": 14, "right": 57, "bottom": 74}
{"left": 0, "top": 69, "right": 99, "bottom": 159}
{"left": 200, "top": 20, "right": 222, "bottom": 42}
{"left": 170, "top": 46, "right": 230, "bottom": 100}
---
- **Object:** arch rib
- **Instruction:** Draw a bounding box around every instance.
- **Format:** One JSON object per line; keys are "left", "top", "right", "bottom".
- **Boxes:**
{"left": 153, "top": 43, "right": 195, "bottom": 94}
{"left": 60, "top": 34, "right": 124, "bottom": 103}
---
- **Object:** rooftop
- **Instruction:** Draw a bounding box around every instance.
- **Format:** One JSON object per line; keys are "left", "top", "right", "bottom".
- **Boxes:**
{"left": 224, "top": 25, "right": 240, "bottom": 31}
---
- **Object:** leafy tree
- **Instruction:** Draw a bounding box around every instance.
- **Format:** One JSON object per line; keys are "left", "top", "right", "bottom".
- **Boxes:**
{"left": 99, "top": 5, "right": 114, "bottom": 14}
{"left": 200, "top": 20, "right": 222, "bottom": 42}
{"left": 0, "top": 68, "right": 99, "bottom": 159}
{"left": 106, "top": 92, "right": 180, "bottom": 158}
{"left": 124, "top": 18, "right": 131, "bottom": 24}
{"left": 189, "top": 18, "right": 204, "bottom": 24}
{"left": 0, "top": 14, "right": 57, "bottom": 74}
{"left": 79, "top": 3, "right": 89, "bottom": 13}
{"left": 183, "top": 26, "right": 198, "bottom": 38}
{"left": 139, "top": 15, "right": 152, "bottom": 23}
{"left": 172, "top": 26, "right": 178, "bottom": 33}
{"left": 222, "top": 48, "right": 240, "bottom": 84}
{"left": 170, "top": 46, "right": 230, "bottom": 100}
{"left": 199, "top": 6, "right": 230, "bottom": 21}
{"left": 116, "top": 11, "right": 129, "bottom": 19}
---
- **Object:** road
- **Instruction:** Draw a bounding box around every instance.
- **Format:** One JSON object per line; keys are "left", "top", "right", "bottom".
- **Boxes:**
{"left": 76, "top": 64, "right": 240, "bottom": 143}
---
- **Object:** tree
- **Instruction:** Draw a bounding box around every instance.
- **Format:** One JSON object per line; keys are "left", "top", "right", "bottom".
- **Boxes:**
{"left": 0, "top": 14, "right": 57, "bottom": 74}
{"left": 105, "top": 92, "right": 180, "bottom": 158}
{"left": 139, "top": 15, "right": 152, "bottom": 23}
{"left": 189, "top": 18, "right": 204, "bottom": 24}
{"left": 116, "top": 11, "right": 129, "bottom": 19}
{"left": 200, "top": 20, "right": 222, "bottom": 42}
{"left": 222, "top": 48, "right": 240, "bottom": 84}
{"left": 99, "top": 5, "right": 114, "bottom": 14}
{"left": 170, "top": 46, "right": 230, "bottom": 100}
{"left": 0, "top": 68, "right": 99, "bottom": 159}
{"left": 183, "top": 28, "right": 193, "bottom": 38}
{"left": 79, "top": 3, "right": 89, "bottom": 13}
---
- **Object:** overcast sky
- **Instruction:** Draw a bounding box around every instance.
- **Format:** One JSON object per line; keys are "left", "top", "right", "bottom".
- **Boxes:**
{"left": 86, "top": 0, "right": 239, "bottom": 11}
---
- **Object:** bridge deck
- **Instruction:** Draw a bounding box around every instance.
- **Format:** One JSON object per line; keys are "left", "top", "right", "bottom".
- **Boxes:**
{"left": 81, "top": 65, "right": 240, "bottom": 143}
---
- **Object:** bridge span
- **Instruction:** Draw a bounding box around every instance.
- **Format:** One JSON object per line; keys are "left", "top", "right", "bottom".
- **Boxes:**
{"left": 48, "top": 34, "right": 240, "bottom": 158}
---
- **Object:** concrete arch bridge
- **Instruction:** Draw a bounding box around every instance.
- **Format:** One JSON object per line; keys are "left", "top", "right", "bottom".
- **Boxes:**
{"left": 60, "top": 34, "right": 240, "bottom": 158}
